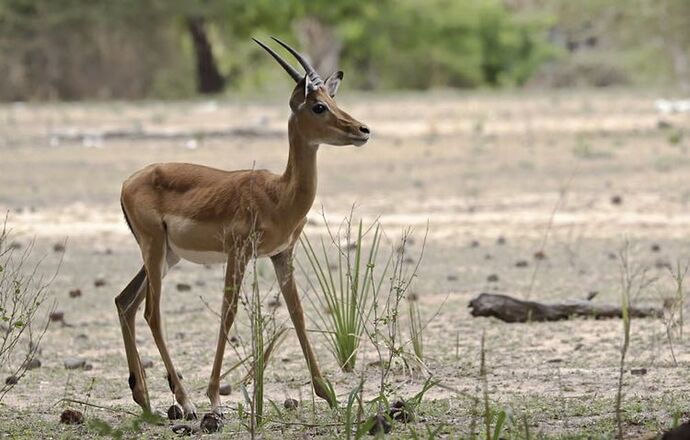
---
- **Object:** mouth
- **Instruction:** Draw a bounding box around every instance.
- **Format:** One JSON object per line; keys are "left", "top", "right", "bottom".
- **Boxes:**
{"left": 351, "top": 136, "right": 369, "bottom": 147}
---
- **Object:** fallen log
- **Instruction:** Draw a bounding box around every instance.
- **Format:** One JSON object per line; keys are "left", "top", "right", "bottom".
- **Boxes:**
{"left": 468, "top": 293, "right": 662, "bottom": 323}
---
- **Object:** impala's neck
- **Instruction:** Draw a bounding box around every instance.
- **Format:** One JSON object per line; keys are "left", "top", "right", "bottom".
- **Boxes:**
{"left": 281, "top": 116, "right": 318, "bottom": 218}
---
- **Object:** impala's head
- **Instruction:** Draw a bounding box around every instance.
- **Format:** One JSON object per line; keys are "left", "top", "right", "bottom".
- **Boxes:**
{"left": 254, "top": 37, "right": 370, "bottom": 147}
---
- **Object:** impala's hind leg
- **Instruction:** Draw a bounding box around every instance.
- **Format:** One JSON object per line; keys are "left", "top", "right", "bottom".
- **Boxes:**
{"left": 140, "top": 232, "right": 196, "bottom": 418}
{"left": 115, "top": 267, "right": 149, "bottom": 411}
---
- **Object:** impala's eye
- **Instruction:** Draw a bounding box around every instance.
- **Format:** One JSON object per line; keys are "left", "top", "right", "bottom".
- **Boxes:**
{"left": 312, "top": 103, "right": 327, "bottom": 114}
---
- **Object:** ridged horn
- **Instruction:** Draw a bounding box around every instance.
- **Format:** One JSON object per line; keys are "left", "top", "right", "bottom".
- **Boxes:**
{"left": 252, "top": 38, "right": 302, "bottom": 83}
{"left": 270, "top": 36, "right": 323, "bottom": 89}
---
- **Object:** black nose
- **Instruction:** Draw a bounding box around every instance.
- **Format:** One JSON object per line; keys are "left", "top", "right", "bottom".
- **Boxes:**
{"left": 359, "top": 125, "right": 370, "bottom": 135}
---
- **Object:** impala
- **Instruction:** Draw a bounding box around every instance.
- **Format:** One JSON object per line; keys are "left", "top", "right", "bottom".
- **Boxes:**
{"left": 115, "top": 37, "right": 370, "bottom": 419}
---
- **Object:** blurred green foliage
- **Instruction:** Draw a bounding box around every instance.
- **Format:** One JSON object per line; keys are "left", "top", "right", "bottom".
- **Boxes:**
{"left": 0, "top": 0, "right": 686, "bottom": 100}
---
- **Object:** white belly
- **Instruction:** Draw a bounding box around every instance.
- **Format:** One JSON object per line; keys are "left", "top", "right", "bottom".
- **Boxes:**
{"left": 168, "top": 241, "right": 227, "bottom": 265}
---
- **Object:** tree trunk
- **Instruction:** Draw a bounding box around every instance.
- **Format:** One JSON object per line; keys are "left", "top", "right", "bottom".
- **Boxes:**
{"left": 186, "top": 16, "right": 225, "bottom": 94}
{"left": 294, "top": 17, "right": 342, "bottom": 76}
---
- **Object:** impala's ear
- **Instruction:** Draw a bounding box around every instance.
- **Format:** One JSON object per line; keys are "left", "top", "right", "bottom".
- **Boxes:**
{"left": 324, "top": 71, "right": 343, "bottom": 97}
{"left": 289, "top": 77, "right": 307, "bottom": 112}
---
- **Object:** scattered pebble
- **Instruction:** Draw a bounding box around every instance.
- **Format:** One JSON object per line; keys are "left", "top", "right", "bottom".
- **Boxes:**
{"left": 167, "top": 404, "right": 183, "bottom": 420}
{"left": 25, "top": 358, "right": 41, "bottom": 370}
{"left": 407, "top": 292, "right": 419, "bottom": 302}
{"left": 651, "top": 243, "right": 661, "bottom": 252}
{"left": 487, "top": 274, "right": 499, "bottom": 283}
{"left": 657, "top": 120, "right": 673, "bottom": 129}
{"left": 267, "top": 298, "right": 281, "bottom": 309}
{"left": 367, "top": 413, "right": 392, "bottom": 435}
{"left": 141, "top": 357, "right": 154, "bottom": 369}
{"left": 515, "top": 260, "right": 528, "bottom": 268}
{"left": 176, "top": 283, "right": 192, "bottom": 292}
{"left": 49, "top": 311, "right": 65, "bottom": 323}
{"left": 611, "top": 195, "right": 623, "bottom": 205}
{"left": 171, "top": 424, "right": 193, "bottom": 435}
{"left": 630, "top": 368, "right": 648, "bottom": 376}
{"left": 496, "top": 236, "right": 506, "bottom": 245}
{"left": 284, "top": 398, "right": 298, "bottom": 410}
{"left": 655, "top": 259, "right": 672, "bottom": 270}
{"left": 470, "top": 240, "right": 480, "bottom": 248}
{"left": 607, "top": 252, "right": 617, "bottom": 260}
{"left": 533, "top": 250, "right": 547, "bottom": 260}
{"left": 94, "top": 278, "right": 107, "bottom": 288}
{"left": 219, "top": 384, "right": 232, "bottom": 396}
{"left": 64, "top": 357, "right": 86, "bottom": 370}
{"left": 69, "top": 289, "right": 82, "bottom": 298}
{"left": 60, "top": 409, "right": 84, "bottom": 425}
{"left": 53, "top": 243, "right": 66, "bottom": 253}
{"left": 200, "top": 412, "right": 223, "bottom": 433}
{"left": 484, "top": 254, "right": 492, "bottom": 260}
{"left": 446, "top": 274, "right": 458, "bottom": 281}
{"left": 5, "top": 375, "right": 18, "bottom": 385}
{"left": 389, "top": 400, "right": 414, "bottom": 423}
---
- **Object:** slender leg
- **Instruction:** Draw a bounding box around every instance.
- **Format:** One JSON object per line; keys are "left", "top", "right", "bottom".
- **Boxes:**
{"left": 271, "top": 248, "right": 335, "bottom": 407}
{"left": 115, "top": 267, "right": 149, "bottom": 411}
{"left": 141, "top": 236, "right": 197, "bottom": 418}
{"left": 207, "top": 247, "right": 249, "bottom": 414}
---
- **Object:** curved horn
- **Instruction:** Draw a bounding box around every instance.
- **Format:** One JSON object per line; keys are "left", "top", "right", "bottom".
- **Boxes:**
{"left": 270, "top": 36, "right": 323, "bottom": 88}
{"left": 252, "top": 38, "right": 302, "bottom": 83}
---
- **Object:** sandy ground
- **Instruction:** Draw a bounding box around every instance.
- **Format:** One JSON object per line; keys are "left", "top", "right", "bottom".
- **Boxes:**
{"left": 1, "top": 90, "right": 689, "bottom": 438}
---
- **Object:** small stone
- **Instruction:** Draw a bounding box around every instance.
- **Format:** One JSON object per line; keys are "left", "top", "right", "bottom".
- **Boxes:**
{"left": 200, "top": 412, "right": 223, "bottom": 433}
{"left": 53, "top": 243, "right": 66, "bottom": 253}
{"left": 267, "top": 298, "right": 281, "bottom": 309}
{"left": 547, "top": 358, "right": 563, "bottom": 364}
{"left": 389, "top": 400, "right": 414, "bottom": 423}
{"left": 484, "top": 254, "right": 492, "bottom": 260}
{"left": 446, "top": 274, "right": 458, "bottom": 281}
{"left": 470, "top": 240, "right": 480, "bottom": 248}
{"left": 69, "top": 289, "right": 82, "bottom": 298}
{"left": 657, "top": 120, "right": 672, "bottom": 129}
{"left": 283, "top": 398, "right": 298, "bottom": 410}
{"left": 176, "top": 283, "right": 192, "bottom": 292}
{"left": 611, "top": 195, "right": 623, "bottom": 205}
{"left": 141, "top": 357, "right": 154, "bottom": 369}
{"left": 487, "top": 274, "right": 499, "bottom": 282}
{"left": 219, "top": 384, "right": 232, "bottom": 396}
{"left": 60, "top": 409, "right": 84, "bottom": 425}
{"left": 49, "top": 311, "right": 65, "bottom": 322}
{"left": 229, "top": 336, "right": 239, "bottom": 347}
{"left": 175, "top": 332, "right": 186, "bottom": 340}
{"left": 167, "top": 404, "right": 183, "bottom": 420}
{"left": 651, "top": 243, "right": 661, "bottom": 252}
{"left": 533, "top": 250, "right": 547, "bottom": 260}
{"left": 607, "top": 252, "right": 617, "bottom": 260}
{"left": 407, "top": 292, "right": 419, "bottom": 302}
{"left": 587, "top": 291, "right": 599, "bottom": 301}
{"left": 94, "top": 278, "right": 106, "bottom": 288}
{"left": 367, "top": 413, "right": 392, "bottom": 435}
{"left": 655, "top": 259, "right": 672, "bottom": 270}
{"left": 5, "top": 375, "right": 18, "bottom": 385}
{"left": 496, "top": 236, "right": 506, "bottom": 245}
{"left": 171, "top": 424, "right": 193, "bottom": 435}
{"left": 630, "top": 368, "right": 648, "bottom": 376}
{"left": 25, "top": 358, "right": 41, "bottom": 370}
{"left": 64, "top": 357, "right": 86, "bottom": 370}
{"left": 515, "top": 260, "right": 528, "bottom": 268}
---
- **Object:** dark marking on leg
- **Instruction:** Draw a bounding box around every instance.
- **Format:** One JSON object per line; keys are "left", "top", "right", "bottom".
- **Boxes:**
{"left": 167, "top": 372, "right": 176, "bottom": 394}
{"left": 128, "top": 372, "right": 136, "bottom": 390}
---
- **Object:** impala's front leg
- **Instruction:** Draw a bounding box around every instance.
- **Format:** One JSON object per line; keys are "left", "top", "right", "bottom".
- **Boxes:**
{"left": 207, "top": 248, "right": 249, "bottom": 415}
{"left": 272, "top": 248, "right": 335, "bottom": 407}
